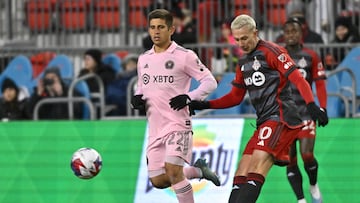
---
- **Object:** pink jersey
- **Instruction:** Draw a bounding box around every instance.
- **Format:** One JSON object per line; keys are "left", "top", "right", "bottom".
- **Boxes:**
{"left": 136, "top": 41, "right": 217, "bottom": 139}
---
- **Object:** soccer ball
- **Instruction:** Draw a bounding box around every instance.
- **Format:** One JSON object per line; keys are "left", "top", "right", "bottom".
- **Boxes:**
{"left": 71, "top": 147, "right": 102, "bottom": 179}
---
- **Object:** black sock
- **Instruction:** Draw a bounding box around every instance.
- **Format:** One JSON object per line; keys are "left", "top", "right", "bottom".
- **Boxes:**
{"left": 304, "top": 158, "right": 318, "bottom": 185}
{"left": 287, "top": 164, "right": 305, "bottom": 200}
{"left": 228, "top": 176, "right": 246, "bottom": 203}
{"left": 235, "top": 173, "right": 265, "bottom": 203}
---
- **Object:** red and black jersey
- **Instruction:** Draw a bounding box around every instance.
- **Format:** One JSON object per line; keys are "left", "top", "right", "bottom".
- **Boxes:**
{"left": 209, "top": 40, "right": 315, "bottom": 127}
{"left": 286, "top": 45, "right": 327, "bottom": 120}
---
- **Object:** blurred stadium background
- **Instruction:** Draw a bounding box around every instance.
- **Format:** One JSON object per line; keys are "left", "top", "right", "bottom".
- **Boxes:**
{"left": 1, "top": 0, "right": 360, "bottom": 119}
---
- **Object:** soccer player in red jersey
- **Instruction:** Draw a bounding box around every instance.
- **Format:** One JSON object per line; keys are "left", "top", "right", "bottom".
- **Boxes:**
{"left": 190, "top": 14, "right": 328, "bottom": 203}
{"left": 283, "top": 18, "right": 328, "bottom": 203}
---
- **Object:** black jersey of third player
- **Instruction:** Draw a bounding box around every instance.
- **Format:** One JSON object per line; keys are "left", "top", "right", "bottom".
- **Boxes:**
{"left": 286, "top": 45, "right": 326, "bottom": 120}
{"left": 234, "top": 40, "right": 303, "bottom": 127}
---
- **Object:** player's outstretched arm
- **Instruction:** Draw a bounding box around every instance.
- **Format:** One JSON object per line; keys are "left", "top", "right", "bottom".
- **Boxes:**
{"left": 190, "top": 86, "right": 246, "bottom": 110}
{"left": 288, "top": 69, "right": 329, "bottom": 127}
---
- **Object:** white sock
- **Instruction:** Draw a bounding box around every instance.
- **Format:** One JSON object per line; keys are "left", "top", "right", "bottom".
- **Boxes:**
{"left": 298, "top": 199, "right": 307, "bottom": 203}
{"left": 310, "top": 183, "right": 321, "bottom": 199}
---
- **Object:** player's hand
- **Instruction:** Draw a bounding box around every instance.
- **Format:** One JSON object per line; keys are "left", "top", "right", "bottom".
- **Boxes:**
{"left": 306, "top": 102, "right": 329, "bottom": 127}
{"left": 131, "top": 95, "right": 146, "bottom": 111}
{"left": 189, "top": 100, "right": 210, "bottom": 110}
{"left": 169, "top": 94, "right": 191, "bottom": 111}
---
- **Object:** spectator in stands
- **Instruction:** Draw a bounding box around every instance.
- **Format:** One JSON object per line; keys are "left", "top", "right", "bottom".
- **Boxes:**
{"left": 275, "top": 0, "right": 324, "bottom": 44}
{"left": 79, "top": 49, "right": 115, "bottom": 93}
{"left": 142, "top": 7, "right": 197, "bottom": 50}
{"left": 0, "top": 77, "right": 29, "bottom": 121}
{"left": 106, "top": 54, "right": 139, "bottom": 116}
{"left": 325, "top": 15, "right": 360, "bottom": 70}
{"left": 27, "top": 67, "right": 83, "bottom": 120}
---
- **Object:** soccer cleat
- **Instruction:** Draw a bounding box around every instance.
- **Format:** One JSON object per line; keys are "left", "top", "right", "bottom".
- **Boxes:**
{"left": 310, "top": 184, "right": 322, "bottom": 203}
{"left": 311, "top": 196, "right": 322, "bottom": 203}
{"left": 193, "top": 158, "right": 221, "bottom": 186}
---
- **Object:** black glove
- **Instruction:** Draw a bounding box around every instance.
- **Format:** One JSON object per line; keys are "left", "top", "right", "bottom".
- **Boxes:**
{"left": 169, "top": 94, "right": 191, "bottom": 111}
{"left": 189, "top": 100, "right": 210, "bottom": 110}
{"left": 306, "top": 102, "right": 329, "bottom": 127}
{"left": 131, "top": 95, "right": 146, "bottom": 111}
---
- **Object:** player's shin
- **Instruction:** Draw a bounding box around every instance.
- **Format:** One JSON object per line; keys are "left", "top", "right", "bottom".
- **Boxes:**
{"left": 235, "top": 173, "right": 265, "bottom": 203}
{"left": 287, "top": 164, "right": 305, "bottom": 200}
{"left": 228, "top": 176, "right": 247, "bottom": 203}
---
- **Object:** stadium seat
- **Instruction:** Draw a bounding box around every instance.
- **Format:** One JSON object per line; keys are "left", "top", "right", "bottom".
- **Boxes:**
{"left": 102, "top": 53, "right": 123, "bottom": 74}
{"left": 128, "top": 0, "right": 151, "bottom": 29}
{"left": 25, "top": 0, "right": 55, "bottom": 32}
{"left": 337, "top": 47, "right": 360, "bottom": 116}
{"left": 0, "top": 55, "right": 34, "bottom": 97}
{"left": 45, "top": 54, "right": 74, "bottom": 80}
{"left": 32, "top": 54, "right": 74, "bottom": 87}
{"left": 30, "top": 51, "right": 57, "bottom": 78}
{"left": 74, "top": 80, "right": 91, "bottom": 119}
{"left": 207, "top": 72, "right": 243, "bottom": 115}
{"left": 115, "top": 50, "right": 129, "bottom": 59}
{"left": 59, "top": 0, "right": 88, "bottom": 31}
{"left": 189, "top": 78, "right": 200, "bottom": 92}
{"left": 197, "top": 0, "right": 220, "bottom": 42}
{"left": 312, "top": 73, "right": 348, "bottom": 118}
{"left": 266, "top": 0, "right": 289, "bottom": 27}
{"left": 234, "top": 0, "right": 252, "bottom": 16}
{"left": 94, "top": 0, "right": 121, "bottom": 30}
{"left": 325, "top": 75, "right": 347, "bottom": 118}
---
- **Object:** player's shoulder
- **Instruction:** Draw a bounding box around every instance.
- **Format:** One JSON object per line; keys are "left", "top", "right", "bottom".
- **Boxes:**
{"left": 140, "top": 49, "right": 152, "bottom": 57}
{"left": 174, "top": 44, "right": 190, "bottom": 53}
{"left": 258, "top": 40, "right": 286, "bottom": 55}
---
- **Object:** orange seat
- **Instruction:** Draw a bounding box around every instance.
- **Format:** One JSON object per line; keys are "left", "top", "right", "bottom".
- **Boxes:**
{"left": 59, "top": 0, "right": 87, "bottom": 31}
{"left": 234, "top": 0, "right": 251, "bottom": 16}
{"left": 266, "top": 0, "right": 289, "bottom": 27}
{"left": 128, "top": 0, "right": 151, "bottom": 29}
{"left": 94, "top": 0, "right": 120, "bottom": 30}
{"left": 115, "top": 50, "right": 129, "bottom": 59}
{"left": 197, "top": 0, "right": 220, "bottom": 42}
{"left": 30, "top": 52, "right": 57, "bottom": 78}
{"left": 25, "top": 0, "right": 53, "bottom": 31}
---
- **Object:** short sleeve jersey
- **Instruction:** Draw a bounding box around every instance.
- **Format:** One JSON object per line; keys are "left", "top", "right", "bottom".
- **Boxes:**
{"left": 286, "top": 46, "right": 326, "bottom": 120}
{"left": 233, "top": 40, "right": 303, "bottom": 127}
{"left": 136, "top": 42, "right": 213, "bottom": 138}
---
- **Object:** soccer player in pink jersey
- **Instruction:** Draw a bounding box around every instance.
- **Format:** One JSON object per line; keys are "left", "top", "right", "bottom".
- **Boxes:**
{"left": 131, "top": 9, "right": 219, "bottom": 203}
{"left": 190, "top": 14, "right": 328, "bottom": 203}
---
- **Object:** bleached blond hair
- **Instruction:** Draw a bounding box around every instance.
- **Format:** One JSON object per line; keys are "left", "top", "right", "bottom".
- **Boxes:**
{"left": 231, "top": 14, "right": 257, "bottom": 31}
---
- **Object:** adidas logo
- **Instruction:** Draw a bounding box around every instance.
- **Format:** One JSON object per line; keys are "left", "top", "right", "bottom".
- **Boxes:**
{"left": 248, "top": 181, "right": 256, "bottom": 186}
{"left": 232, "top": 185, "right": 240, "bottom": 190}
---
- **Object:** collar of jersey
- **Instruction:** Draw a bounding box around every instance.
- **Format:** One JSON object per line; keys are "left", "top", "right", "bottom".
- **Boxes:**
{"left": 149, "top": 41, "right": 178, "bottom": 54}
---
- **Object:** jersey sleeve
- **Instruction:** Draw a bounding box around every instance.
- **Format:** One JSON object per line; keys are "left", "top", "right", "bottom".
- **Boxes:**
{"left": 232, "top": 65, "right": 246, "bottom": 89}
{"left": 209, "top": 66, "right": 246, "bottom": 108}
{"left": 267, "top": 46, "right": 315, "bottom": 104}
{"left": 310, "top": 50, "right": 326, "bottom": 81}
{"left": 267, "top": 48, "right": 297, "bottom": 77}
{"left": 310, "top": 50, "right": 327, "bottom": 108}
{"left": 184, "top": 50, "right": 217, "bottom": 100}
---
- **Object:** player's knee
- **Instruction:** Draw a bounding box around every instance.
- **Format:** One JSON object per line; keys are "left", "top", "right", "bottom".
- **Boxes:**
{"left": 301, "top": 153, "right": 314, "bottom": 163}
